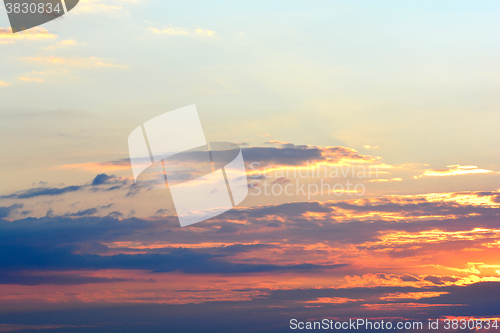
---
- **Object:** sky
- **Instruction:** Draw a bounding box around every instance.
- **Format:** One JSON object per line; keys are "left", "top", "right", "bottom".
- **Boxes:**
{"left": 0, "top": 1, "right": 499, "bottom": 332}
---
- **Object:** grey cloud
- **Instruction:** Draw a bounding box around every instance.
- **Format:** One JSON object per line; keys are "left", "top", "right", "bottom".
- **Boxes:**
{"left": 91, "top": 173, "right": 115, "bottom": 186}
{"left": 0, "top": 203, "right": 23, "bottom": 219}
{"left": 1, "top": 186, "right": 82, "bottom": 199}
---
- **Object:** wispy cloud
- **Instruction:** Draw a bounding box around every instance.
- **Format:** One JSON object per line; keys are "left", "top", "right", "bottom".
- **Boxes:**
{"left": 23, "top": 56, "right": 128, "bottom": 69}
{"left": 148, "top": 27, "right": 189, "bottom": 35}
{"left": 19, "top": 77, "right": 44, "bottom": 83}
{"left": 366, "top": 178, "right": 402, "bottom": 182}
{"left": 148, "top": 26, "right": 216, "bottom": 37}
{"left": 1, "top": 185, "right": 83, "bottom": 199}
{"left": 416, "top": 165, "right": 495, "bottom": 178}
{"left": 0, "top": 27, "right": 57, "bottom": 43}
{"left": 0, "top": 203, "right": 23, "bottom": 219}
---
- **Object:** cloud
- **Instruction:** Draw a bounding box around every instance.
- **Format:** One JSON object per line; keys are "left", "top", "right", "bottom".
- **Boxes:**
{"left": 366, "top": 177, "right": 402, "bottom": 182}
{"left": 1, "top": 185, "right": 82, "bottom": 199}
{"left": 195, "top": 28, "right": 216, "bottom": 36}
{"left": 423, "top": 275, "right": 459, "bottom": 285}
{"left": 58, "top": 145, "right": 380, "bottom": 177}
{"left": 242, "top": 146, "right": 327, "bottom": 166}
{"left": 243, "top": 146, "right": 379, "bottom": 175}
{"left": 0, "top": 81, "right": 9, "bottom": 87}
{"left": 148, "top": 26, "right": 216, "bottom": 37}
{"left": 0, "top": 204, "right": 23, "bottom": 219}
{"left": 0, "top": 188, "right": 498, "bottom": 328}
{"left": 92, "top": 173, "right": 115, "bottom": 186}
{"left": 0, "top": 282, "right": 495, "bottom": 332}
{"left": 263, "top": 140, "right": 297, "bottom": 148}
{"left": 68, "top": 207, "right": 100, "bottom": 217}
{"left": 19, "top": 77, "right": 44, "bottom": 83}
{"left": 59, "top": 158, "right": 131, "bottom": 172}
{"left": 0, "top": 27, "right": 57, "bottom": 43}
{"left": 155, "top": 208, "right": 169, "bottom": 216}
{"left": 57, "top": 39, "right": 79, "bottom": 46}
{"left": 74, "top": 0, "right": 130, "bottom": 14}
{"left": 148, "top": 27, "right": 189, "bottom": 35}
{"left": 416, "top": 165, "right": 495, "bottom": 178}
{"left": 0, "top": 236, "right": 347, "bottom": 274}
{"left": 1, "top": 189, "right": 499, "bottom": 260}
{"left": 0, "top": 271, "right": 138, "bottom": 285}
{"left": 23, "top": 56, "right": 128, "bottom": 69}
{"left": 43, "top": 39, "right": 84, "bottom": 50}
{"left": 0, "top": 173, "right": 130, "bottom": 202}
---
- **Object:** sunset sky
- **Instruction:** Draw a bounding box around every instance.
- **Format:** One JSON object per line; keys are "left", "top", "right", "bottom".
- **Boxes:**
{"left": 0, "top": 1, "right": 499, "bottom": 332}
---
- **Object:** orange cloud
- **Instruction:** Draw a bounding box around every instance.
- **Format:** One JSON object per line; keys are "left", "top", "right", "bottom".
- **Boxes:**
{"left": 305, "top": 297, "right": 359, "bottom": 304}
{"left": 74, "top": 0, "right": 129, "bottom": 14}
{"left": 19, "top": 77, "right": 44, "bottom": 83}
{"left": 366, "top": 178, "right": 402, "bottom": 182}
{"left": 23, "top": 56, "right": 128, "bottom": 69}
{"left": 416, "top": 165, "right": 494, "bottom": 178}
{"left": 0, "top": 27, "right": 57, "bottom": 43}
{"left": 380, "top": 291, "right": 449, "bottom": 301}
{"left": 362, "top": 303, "right": 461, "bottom": 310}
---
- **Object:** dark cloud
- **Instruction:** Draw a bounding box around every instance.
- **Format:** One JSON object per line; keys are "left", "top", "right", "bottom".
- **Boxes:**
{"left": 107, "top": 211, "right": 123, "bottom": 218}
{"left": 90, "top": 145, "right": 372, "bottom": 175}
{"left": 91, "top": 173, "right": 114, "bottom": 186}
{"left": 242, "top": 146, "right": 323, "bottom": 166}
{"left": 423, "top": 275, "right": 459, "bottom": 285}
{"left": 0, "top": 282, "right": 498, "bottom": 332}
{"left": 332, "top": 199, "right": 496, "bottom": 218}
{"left": 66, "top": 204, "right": 114, "bottom": 217}
{"left": 125, "top": 183, "right": 141, "bottom": 197}
{"left": 216, "top": 224, "right": 240, "bottom": 234}
{"left": 68, "top": 208, "right": 100, "bottom": 217}
{"left": 0, "top": 190, "right": 498, "bottom": 332}
{"left": 155, "top": 209, "right": 169, "bottom": 215}
{"left": 0, "top": 203, "right": 23, "bottom": 219}
{"left": 400, "top": 274, "right": 420, "bottom": 282}
{"left": 0, "top": 271, "right": 140, "bottom": 286}
{"left": 272, "top": 177, "right": 290, "bottom": 184}
{"left": 0, "top": 191, "right": 498, "bottom": 286}
{"left": 0, "top": 216, "right": 348, "bottom": 274}
{"left": 0, "top": 174, "right": 129, "bottom": 201}
{"left": 90, "top": 174, "right": 129, "bottom": 192}
{"left": 1, "top": 186, "right": 82, "bottom": 199}
{"left": 0, "top": 242, "right": 347, "bottom": 274}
